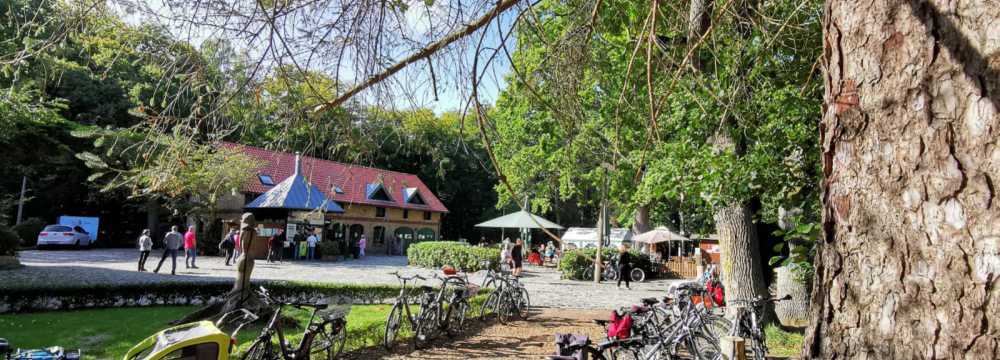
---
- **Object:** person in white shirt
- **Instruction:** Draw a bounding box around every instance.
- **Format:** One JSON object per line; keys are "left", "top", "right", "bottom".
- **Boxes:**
{"left": 137, "top": 229, "right": 153, "bottom": 272}
{"left": 306, "top": 232, "right": 318, "bottom": 260}
{"left": 358, "top": 234, "right": 367, "bottom": 257}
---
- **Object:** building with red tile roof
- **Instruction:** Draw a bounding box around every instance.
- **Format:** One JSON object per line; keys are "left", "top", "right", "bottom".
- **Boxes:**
{"left": 218, "top": 142, "right": 447, "bottom": 256}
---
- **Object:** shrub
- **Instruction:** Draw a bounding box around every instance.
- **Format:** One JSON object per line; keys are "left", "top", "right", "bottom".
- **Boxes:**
{"left": 318, "top": 240, "right": 340, "bottom": 258}
{"left": 558, "top": 248, "right": 654, "bottom": 280}
{"left": 0, "top": 224, "right": 19, "bottom": 256}
{"left": 12, "top": 217, "right": 45, "bottom": 247}
{"left": 0, "top": 280, "right": 402, "bottom": 313}
{"left": 407, "top": 241, "right": 499, "bottom": 272}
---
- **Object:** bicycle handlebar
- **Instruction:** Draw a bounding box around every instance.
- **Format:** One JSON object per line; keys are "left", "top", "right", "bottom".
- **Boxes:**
{"left": 389, "top": 271, "right": 426, "bottom": 281}
{"left": 728, "top": 294, "right": 792, "bottom": 306}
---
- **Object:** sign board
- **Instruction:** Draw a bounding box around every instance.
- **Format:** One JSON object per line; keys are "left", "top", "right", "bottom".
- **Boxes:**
{"left": 288, "top": 211, "right": 324, "bottom": 225}
{"left": 58, "top": 216, "right": 100, "bottom": 242}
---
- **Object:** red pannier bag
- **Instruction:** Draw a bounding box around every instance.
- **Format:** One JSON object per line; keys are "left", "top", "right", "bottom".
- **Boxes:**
{"left": 607, "top": 310, "right": 633, "bottom": 339}
{"left": 706, "top": 281, "right": 724, "bottom": 306}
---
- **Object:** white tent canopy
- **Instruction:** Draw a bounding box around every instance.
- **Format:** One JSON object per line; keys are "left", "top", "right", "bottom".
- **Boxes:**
{"left": 475, "top": 210, "right": 564, "bottom": 229}
{"left": 560, "top": 227, "right": 632, "bottom": 249}
{"left": 632, "top": 226, "right": 689, "bottom": 244}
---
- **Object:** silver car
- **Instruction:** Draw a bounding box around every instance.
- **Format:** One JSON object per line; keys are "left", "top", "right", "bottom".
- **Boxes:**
{"left": 37, "top": 225, "right": 92, "bottom": 249}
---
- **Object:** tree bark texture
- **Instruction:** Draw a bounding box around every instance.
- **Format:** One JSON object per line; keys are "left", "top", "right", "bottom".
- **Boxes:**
{"left": 805, "top": 1, "right": 1000, "bottom": 358}
{"left": 773, "top": 266, "right": 811, "bottom": 328}
{"left": 715, "top": 203, "right": 769, "bottom": 308}
{"left": 688, "top": 0, "right": 714, "bottom": 71}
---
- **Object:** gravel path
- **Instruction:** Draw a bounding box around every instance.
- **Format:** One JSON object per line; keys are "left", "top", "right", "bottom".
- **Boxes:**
{"left": 4, "top": 249, "right": 686, "bottom": 310}
{"left": 347, "top": 308, "right": 608, "bottom": 360}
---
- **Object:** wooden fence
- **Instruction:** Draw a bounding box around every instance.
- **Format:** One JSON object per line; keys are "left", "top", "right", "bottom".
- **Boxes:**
{"left": 661, "top": 256, "right": 699, "bottom": 279}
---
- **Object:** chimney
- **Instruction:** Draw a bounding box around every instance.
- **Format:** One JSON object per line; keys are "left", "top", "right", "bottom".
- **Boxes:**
{"left": 294, "top": 152, "right": 302, "bottom": 174}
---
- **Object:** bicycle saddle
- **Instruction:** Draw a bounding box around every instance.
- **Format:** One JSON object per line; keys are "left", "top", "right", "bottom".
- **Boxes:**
{"left": 293, "top": 302, "right": 328, "bottom": 310}
{"left": 641, "top": 297, "right": 659, "bottom": 306}
{"left": 593, "top": 319, "right": 610, "bottom": 326}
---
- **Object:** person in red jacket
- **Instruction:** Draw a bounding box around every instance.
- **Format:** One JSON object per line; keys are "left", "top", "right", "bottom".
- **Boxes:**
{"left": 184, "top": 225, "right": 198, "bottom": 269}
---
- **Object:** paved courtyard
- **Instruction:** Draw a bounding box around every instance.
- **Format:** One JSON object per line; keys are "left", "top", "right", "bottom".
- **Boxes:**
{"left": 4, "top": 249, "right": 686, "bottom": 310}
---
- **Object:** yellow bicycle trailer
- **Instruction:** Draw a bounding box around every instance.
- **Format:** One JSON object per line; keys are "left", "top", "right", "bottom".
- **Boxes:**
{"left": 123, "top": 310, "right": 257, "bottom": 360}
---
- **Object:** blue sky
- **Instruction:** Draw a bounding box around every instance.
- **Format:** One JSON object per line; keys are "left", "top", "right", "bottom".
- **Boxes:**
{"left": 118, "top": 0, "right": 517, "bottom": 116}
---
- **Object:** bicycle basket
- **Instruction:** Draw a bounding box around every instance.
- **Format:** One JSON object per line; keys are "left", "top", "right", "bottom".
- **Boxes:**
{"left": 320, "top": 304, "right": 352, "bottom": 322}
{"left": 462, "top": 284, "right": 481, "bottom": 298}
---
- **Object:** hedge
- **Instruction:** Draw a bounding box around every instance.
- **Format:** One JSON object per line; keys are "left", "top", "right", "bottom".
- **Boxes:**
{"left": 407, "top": 241, "right": 499, "bottom": 272}
{"left": 0, "top": 280, "right": 401, "bottom": 314}
{"left": 0, "top": 224, "right": 19, "bottom": 256}
{"left": 558, "top": 248, "right": 654, "bottom": 280}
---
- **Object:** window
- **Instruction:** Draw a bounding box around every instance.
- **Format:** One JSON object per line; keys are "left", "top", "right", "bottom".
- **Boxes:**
{"left": 366, "top": 183, "right": 392, "bottom": 201}
{"left": 423, "top": 211, "right": 432, "bottom": 221}
{"left": 160, "top": 343, "right": 219, "bottom": 360}
{"left": 375, "top": 207, "right": 386, "bottom": 218}
{"left": 402, "top": 187, "right": 426, "bottom": 205}
{"left": 258, "top": 174, "right": 275, "bottom": 186}
{"left": 403, "top": 210, "right": 409, "bottom": 219}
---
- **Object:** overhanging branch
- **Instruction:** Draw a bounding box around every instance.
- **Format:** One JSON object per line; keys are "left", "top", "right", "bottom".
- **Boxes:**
{"left": 312, "top": 0, "right": 523, "bottom": 113}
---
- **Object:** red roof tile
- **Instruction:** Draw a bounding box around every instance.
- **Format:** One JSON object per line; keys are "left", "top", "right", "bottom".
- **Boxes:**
{"left": 220, "top": 142, "right": 449, "bottom": 213}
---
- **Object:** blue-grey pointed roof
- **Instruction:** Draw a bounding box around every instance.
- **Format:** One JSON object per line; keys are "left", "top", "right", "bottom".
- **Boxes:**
{"left": 245, "top": 154, "right": 344, "bottom": 213}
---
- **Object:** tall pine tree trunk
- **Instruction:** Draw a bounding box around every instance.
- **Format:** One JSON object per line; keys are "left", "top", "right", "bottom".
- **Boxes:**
{"left": 805, "top": 1, "right": 1000, "bottom": 358}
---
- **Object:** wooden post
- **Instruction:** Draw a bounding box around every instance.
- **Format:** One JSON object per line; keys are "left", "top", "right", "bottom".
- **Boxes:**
{"left": 720, "top": 336, "right": 746, "bottom": 360}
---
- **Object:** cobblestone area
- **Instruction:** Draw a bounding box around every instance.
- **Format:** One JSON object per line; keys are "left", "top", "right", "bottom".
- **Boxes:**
{"left": 4, "top": 249, "right": 685, "bottom": 310}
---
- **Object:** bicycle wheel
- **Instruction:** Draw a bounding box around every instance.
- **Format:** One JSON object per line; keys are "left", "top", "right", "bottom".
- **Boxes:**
{"left": 606, "top": 345, "right": 642, "bottom": 360}
{"left": 445, "top": 299, "right": 469, "bottom": 336}
{"left": 516, "top": 288, "right": 531, "bottom": 319}
{"left": 497, "top": 290, "right": 515, "bottom": 324}
{"left": 241, "top": 335, "right": 277, "bottom": 360}
{"left": 630, "top": 268, "right": 646, "bottom": 282}
{"left": 310, "top": 320, "right": 347, "bottom": 359}
{"left": 383, "top": 303, "right": 404, "bottom": 349}
{"left": 688, "top": 332, "right": 722, "bottom": 360}
{"left": 414, "top": 304, "right": 440, "bottom": 348}
{"left": 479, "top": 290, "right": 500, "bottom": 321}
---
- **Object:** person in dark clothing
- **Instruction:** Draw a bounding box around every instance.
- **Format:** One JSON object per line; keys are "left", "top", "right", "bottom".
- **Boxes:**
{"left": 154, "top": 226, "right": 183, "bottom": 275}
{"left": 617, "top": 244, "right": 632, "bottom": 289}
{"left": 219, "top": 229, "right": 236, "bottom": 266}
{"left": 511, "top": 238, "right": 524, "bottom": 276}
{"left": 267, "top": 229, "right": 284, "bottom": 263}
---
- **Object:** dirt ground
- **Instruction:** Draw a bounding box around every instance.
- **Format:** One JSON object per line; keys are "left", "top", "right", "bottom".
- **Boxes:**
{"left": 348, "top": 308, "right": 608, "bottom": 360}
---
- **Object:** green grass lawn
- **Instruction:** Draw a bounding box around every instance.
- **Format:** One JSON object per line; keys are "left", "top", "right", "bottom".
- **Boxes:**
{"left": 0, "top": 304, "right": 399, "bottom": 360}
{"left": 766, "top": 324, "right": 805, "bottom": 358}
{"left": 1, "top": 294, "right": 488, "bottom": 360}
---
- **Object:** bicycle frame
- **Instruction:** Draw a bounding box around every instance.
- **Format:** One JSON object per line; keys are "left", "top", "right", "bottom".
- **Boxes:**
{"left": 253, "top": 289, "right": 343, "bottom": 359}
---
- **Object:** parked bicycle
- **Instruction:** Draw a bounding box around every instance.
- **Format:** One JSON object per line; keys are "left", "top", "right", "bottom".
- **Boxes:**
{"left": 602, "top": 258, "right": 646, "bottom": 283}
{"left": 434, "top": 272, "right": 479, "bottom": 337}
{"left": 242, "top": 287, "right": 349, "bottom": 360}
{"left": 383, "top": 271, "right": 444, "bottom": 349}
{"left": 480, "top": 271, "right": 530, "bottom": 324}
{"left": 726, "top": 295, "right": 791, "bottom": 360}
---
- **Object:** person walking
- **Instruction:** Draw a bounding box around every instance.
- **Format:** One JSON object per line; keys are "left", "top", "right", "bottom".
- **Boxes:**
{"left": 500, "top": 238, "right": 512, "bottom": 270}
{"left": 306, "top": 231, "right": 318, "bottom": 260}
{"left": 154, "top": 226, "right": 183, "bottom": 275}
{"left": 511, "top": 238, "right": 524, "bottom": 277}
{"left": 219, "top": 229, "right": 236, "bottom": 266}
{"left": 617, "top": 243, "right": 632, "bottom": 289}
{"left": 233, "top": 231, "right": 242, "bottom": 260}
{"left": 184, "top": 225, "right": 198, "bottom": 269}
{"left": 358, "top": 234, "right": 367, "bottom": 257}
{"left": 545, "top": 241, "right": 556, "bottom": 264}
{"left": 268, "top": 229, "right": 284, "bottom": 263}
{"left": 137, "top": 229, "right": 153, "bottom": 272}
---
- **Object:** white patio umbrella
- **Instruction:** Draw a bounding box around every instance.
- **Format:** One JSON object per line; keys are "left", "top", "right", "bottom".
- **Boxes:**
{"left": 632, "top": 227, "right": 689, "bottom": 256}
{"left": 474, "top": 210, "right": 564, "bottom": 229}
{"left": 475, "top": 210, "right": 563, "bottom": 246}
